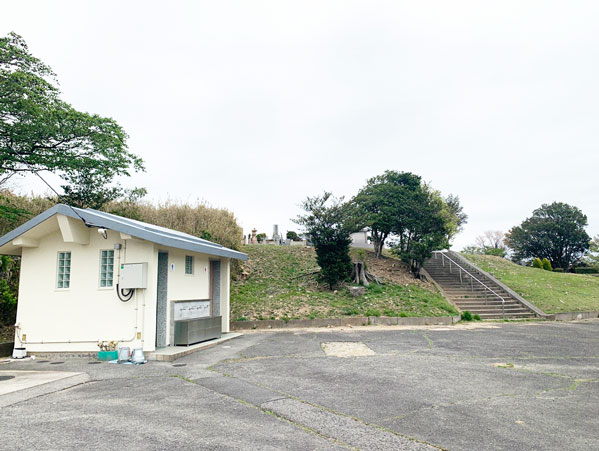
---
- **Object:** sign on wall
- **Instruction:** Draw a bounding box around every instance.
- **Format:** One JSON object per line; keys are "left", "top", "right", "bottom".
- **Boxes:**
{"left": 174, "top": 300, "right": 210, "bottom": 320}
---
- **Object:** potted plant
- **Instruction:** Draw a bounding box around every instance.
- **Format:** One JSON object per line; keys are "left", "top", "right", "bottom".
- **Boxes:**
{"left": 97, "top": 340, "right": 119, "bottom": 361}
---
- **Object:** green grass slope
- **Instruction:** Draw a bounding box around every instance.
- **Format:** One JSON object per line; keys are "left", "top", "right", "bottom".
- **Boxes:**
{"left": 462, "top": 254, "right": 599, "bottom": 314}
{"left": 231, "top": 245, "right": 457, "bottom": 321}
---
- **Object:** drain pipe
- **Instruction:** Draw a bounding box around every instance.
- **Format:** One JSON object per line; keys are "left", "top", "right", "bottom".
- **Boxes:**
{"left": 14, "top": 324, "right": 139, "bottom": 346}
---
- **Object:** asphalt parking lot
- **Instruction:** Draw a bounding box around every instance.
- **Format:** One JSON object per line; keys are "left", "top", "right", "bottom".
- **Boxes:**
{"left": 1, "top": 320, "right": 598, "bottom": 450}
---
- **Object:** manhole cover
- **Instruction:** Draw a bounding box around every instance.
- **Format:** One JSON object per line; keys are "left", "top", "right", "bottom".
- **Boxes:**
{"left": 49, "top": 361, "right": 64, "bottom": 365}
{"left": 88, "top": 361, "right": 101, "bottom": 365}
{"left": 172, "top": 363, "right": 186, "bottom": 367}
{"left": 0, "top": 375, "right": 15, "bottom": 381}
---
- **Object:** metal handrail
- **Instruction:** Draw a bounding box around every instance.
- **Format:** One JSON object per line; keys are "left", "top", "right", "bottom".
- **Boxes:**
{"left": 432, "top": 251, "right": 505, "bottom": 317}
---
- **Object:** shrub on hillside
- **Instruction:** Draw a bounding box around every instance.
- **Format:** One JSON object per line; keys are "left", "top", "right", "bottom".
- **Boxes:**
{"left": 461, "top": 311, "right": 473, "bottom": 321}
{"left": 0, "top": 191, "right": 56, "bottom": 236}
{"left": 483, "top": 247, "right": 507, "bottom": 258}
{"left": 106, "top": 200, "right": 243, "bottom": 252}
{"left": 541, "top": 258, "right": 552, "bottom": 271}
{"left": 0, "top": 192, "right": 244, "bottom": 254}
{"left": 294, "top": 193, "right": 353, "bottom": 290}
{"left": 0, "top": 256, "right": 19, "bottom": 325}
{"left": 574, "top": 267, "right": 599, "bottom": 274}
{"left": 532, "top": 258, "right": 543, "bottom": 269}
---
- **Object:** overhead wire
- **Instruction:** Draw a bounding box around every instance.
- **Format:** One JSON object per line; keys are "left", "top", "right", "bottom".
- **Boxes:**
{"left": 9, "top": 149, "right": 107, "bottom": 228}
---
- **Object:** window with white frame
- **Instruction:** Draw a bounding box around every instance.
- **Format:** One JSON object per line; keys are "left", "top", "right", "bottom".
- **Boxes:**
{"left": 185, "top": 255, "right": 194, "bottom": 275}
{"left": 57, "top": 251, "right": 71, "bottom": 289}
{"left": 100, "top": 250, "right": 115, "bottom": 287}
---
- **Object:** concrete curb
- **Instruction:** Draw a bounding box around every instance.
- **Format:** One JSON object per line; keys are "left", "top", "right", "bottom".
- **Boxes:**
{"left": 546, "top": 311, "right": 599, "bottom": 321}
{"left": 231, "top": 315, "right": 460, "bottom": 330}
{"left": 0, "top": 371, "right": 90, "bottom": 408}
{"left": 147, "top": 333, "right": 243, "bottom": 362}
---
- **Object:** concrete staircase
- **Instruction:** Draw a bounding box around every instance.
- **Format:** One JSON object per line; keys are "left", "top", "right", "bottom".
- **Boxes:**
{"left": 423, "top": 251, "right": 536, "bottom": 319}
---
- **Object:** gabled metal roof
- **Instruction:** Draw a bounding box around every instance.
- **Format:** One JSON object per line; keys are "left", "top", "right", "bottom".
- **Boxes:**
{"left": 0, "top": 204, "right": 248, "bottom": 260}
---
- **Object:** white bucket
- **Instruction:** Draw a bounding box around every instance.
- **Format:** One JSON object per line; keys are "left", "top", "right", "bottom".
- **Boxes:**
{"left": 12, "top": 347, "right": 27, "bottom": 359}
{"left": 131, "top": 348, "right": 145, "bottom": 364}
{"left": 117, "top": 347, "right": 130, "bottom": 363}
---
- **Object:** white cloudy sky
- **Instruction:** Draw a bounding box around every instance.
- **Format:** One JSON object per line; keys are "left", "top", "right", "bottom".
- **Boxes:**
{"left": 2, "top": 1, "right": 599, "bottom": 249}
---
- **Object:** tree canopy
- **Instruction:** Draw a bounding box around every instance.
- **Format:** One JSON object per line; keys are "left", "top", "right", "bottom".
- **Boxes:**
{"left": 505, "top": 202, "right": 590, "bottom": 269}
{"left": 352, "top": 171, "right": 422, "bottom": 258}
{"left": 294, "top": 192, "right": 353, "bottom": 289}
{"left": 583, "top": 235, "right": 599, "bottom": 269}
{"left": 389, "top": 184, "right": 455, "bottom": 277}
{"left": 351, "top": 170, "right": 467, "bottom": 276}
{"left": 0, "top": 32, "right": 143, "bottom": 203}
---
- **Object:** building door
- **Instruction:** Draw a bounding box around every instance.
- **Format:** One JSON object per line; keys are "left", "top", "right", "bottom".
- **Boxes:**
{"left": 156, "top": 252, "right": 168, "bottom": 348}
{"left": 211, "top": 261, "right": 221, "bottom": 317}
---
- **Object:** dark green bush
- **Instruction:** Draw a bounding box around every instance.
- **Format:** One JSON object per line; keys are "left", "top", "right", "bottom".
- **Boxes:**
{"left": 541, "top": 258, "right": 552, "bottom": 271}
{"left": 473, "top": 314, "right": 481, "bottom": 321}
{"left": 552, "top": 268, "right": 564, "bottom": 273}
{"left": 531, "top": 258, "right": 543, "bottom": 269}
{"left": 365, "top": 308, "right": 381, "bottom": 317}
{"left": 0, "top": 256, "right": 19, "bottom": 326}
{"left": 483, "top": 247, "right": 507, "bottom": 257}
{"left": 574, "top": 267, "right": 599, "bottom": 274}
{"left": 461, "top": 311, "right": 473, "bottom": 321}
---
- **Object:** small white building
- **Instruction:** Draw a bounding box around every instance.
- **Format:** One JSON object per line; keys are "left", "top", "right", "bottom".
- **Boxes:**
{"left": 0, "top": 205, "right": 247, "bottom": 354}
{"left": 350, "top": 229, "right": 374, "bottom": 250}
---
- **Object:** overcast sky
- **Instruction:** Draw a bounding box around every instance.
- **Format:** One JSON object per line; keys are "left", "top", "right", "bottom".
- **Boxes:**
{"left": 2, "top": 1, "right": 599, "bottom": 249}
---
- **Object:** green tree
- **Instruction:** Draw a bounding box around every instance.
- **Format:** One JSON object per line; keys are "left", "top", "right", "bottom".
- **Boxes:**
{"left": 286, "top": 231, "right": 299, "bottom": 241}
{"left": 256, "top": 233, "right": 266, "bottom": 243}
{"left": 391, "top": 185, "right": 452, "bottom": 277}
{"left": 294, "top": 192, "right": 353, "bottom": 289}
{"left": 0, "top": 32, "right": 143, "bottom": 199}
{"left": 443, "top": 194, "right": 468, "bottom": 241}
{"left": 583, "top": 235, "right": 599, "bottom": 269}
{"left": 353, "top": 172, "right": 466, "bottom": 260}
{"left": 541, "top": 258, "right": 552, "bottom": 271}
{"left": 352, "top": 171, "right": 423, "bottom": 258}
{"left": 532, "top": 258, "right": 542, "bottom": 269}
{"left": 505, "top": 202, "right": 590, "bottom": 269}
{"left": 59, "top": 169, "right": 147, "bottom": 210}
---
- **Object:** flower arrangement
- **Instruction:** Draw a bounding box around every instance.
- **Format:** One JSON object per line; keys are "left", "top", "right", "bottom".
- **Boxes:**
{"left": 97, "top": 340, "right": 118, "bottom": 351}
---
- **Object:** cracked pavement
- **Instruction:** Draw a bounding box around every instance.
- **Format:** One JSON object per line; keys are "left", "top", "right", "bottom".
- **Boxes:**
{"left": 1, "top": 320, "right": 598, "bottom": 450}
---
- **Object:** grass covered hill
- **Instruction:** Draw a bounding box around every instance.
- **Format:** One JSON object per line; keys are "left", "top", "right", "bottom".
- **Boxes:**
{"left": 462, "top": 254, "right": 599, "bottom": 314}
{"left": 231, "top": 245, "right": 457, "bottom": 321}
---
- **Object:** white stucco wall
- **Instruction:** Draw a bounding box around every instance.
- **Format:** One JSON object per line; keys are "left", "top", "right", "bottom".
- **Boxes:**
{"left": 14, "top": 221, "right": 232, "bottom": 353}
{"left": 350, "top": 230, "right": 374, "bottom": 249}
{"left": 159, "top": 248, "right": 211, "bottom": 346}
{"left": 16, "top": 229, "right": 157, "bottom": 353}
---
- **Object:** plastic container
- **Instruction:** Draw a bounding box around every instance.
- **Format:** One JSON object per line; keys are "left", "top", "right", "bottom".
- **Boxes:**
{"left": 98, "top": 350, "right": 118, "bottom": 361}
{"left": 131, "top": 348, "right": 145, "bottom": 364}
{"left": 12, "top": 347, "right": 27, "bottom": 359}
{"left": 118, "top": 347, "right": 130, "bottom": 363}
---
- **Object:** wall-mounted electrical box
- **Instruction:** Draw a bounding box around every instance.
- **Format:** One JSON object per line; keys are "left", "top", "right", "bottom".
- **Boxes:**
{"left": 119, "top": 263, "right": 148, "bottom": 289}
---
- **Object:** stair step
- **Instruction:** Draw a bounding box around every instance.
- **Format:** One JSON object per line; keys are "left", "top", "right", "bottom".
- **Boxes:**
{"left": 478, "top": 313, "right": 535, "bottom": 319}
{"left": 454, "top": 303, "right": 522, "bottom": 308}
{"left": 424, "top": 254, "right": 536, "bottom": 318}
{"left": 457, "top": 308, "right": 530, "bottom": 314}
{"left": 451, "top": 297, "right": 515, "bottom": 301}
